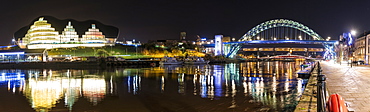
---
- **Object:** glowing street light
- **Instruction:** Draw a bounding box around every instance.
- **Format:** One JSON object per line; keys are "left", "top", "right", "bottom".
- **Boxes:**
{"left": 326, "top": 37, "right": 331, "bottom": 41}
{"left": 351, "top": 30, "right": 357, "bottom": 36}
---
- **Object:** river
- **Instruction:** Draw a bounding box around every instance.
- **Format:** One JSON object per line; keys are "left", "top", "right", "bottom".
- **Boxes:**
{"left": 0, "top": 61, "right": 308, "bottom": 112}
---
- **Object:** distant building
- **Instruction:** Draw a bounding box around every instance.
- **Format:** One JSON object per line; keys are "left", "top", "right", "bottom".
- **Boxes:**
{"left": 17, "top": 17, "right": 117, "bottom": 49}
{"left": 222, "top": 36, "right": 231, "bottom": 42}
{"left": 354, "top": 31, "right": 370, "bottom": 64}
{"left": 180, "top": 32, "right": 186, "bottom": 40}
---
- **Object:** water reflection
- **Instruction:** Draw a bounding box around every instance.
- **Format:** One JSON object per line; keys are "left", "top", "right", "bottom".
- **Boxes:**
{"left": 0, "top": 61, "right": 307, "bottom": 112}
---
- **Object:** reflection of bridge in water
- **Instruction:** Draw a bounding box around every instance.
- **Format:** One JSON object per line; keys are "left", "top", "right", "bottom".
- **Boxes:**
{"left": 0, "top": 62, "right": 308, "bottom": 111}
{"left": 218, "top": 19, "right": 337, "bottom": 59}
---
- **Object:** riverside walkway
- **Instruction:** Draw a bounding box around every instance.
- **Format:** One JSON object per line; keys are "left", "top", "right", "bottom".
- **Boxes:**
{"left": 321, "top": 61, "right": 370, "bottom": 111}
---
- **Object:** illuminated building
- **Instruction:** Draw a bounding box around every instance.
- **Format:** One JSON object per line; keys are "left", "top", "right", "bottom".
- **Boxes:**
{"left": 81, "top": 24, "right": 106, "bottom": 44}
{"left": 16, "top": 16, "right": 118, "bottom": 49}
{"left": 214, "top": 35, "right": 223, "bottom": 56}
{"left": 354, "top": 31, "right": 370, "bottom": 64}
{"left": 61, "top": 21, "right": 79, "bottom": 43}
{"left": 180, "top": 32, "right": 186, "bottom": 40}
{"left": 20, "top": 17, "right": 60, "bottom": 48}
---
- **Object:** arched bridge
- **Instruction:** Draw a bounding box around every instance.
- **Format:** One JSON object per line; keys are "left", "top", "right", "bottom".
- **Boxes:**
{"left": 224, "top": 19, "right": 336, "bottom": 59}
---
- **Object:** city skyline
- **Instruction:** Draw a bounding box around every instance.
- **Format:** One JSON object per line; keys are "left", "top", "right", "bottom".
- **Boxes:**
{"left": 1, "top": 0, "right": 370, "bottom": 45}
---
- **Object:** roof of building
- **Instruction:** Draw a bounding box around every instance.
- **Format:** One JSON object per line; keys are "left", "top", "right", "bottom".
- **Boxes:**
{"left": 356, "top": 30, "right": 370, "bottom": 39}
{"left": 14, "top": 16, "right": 119, "bottom": 39}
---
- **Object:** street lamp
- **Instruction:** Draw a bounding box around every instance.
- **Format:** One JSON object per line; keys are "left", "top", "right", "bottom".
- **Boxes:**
{"left": 135, "top": 44, "right": 138, "bottom": 57}
{"left": 348, "top": 31, "right": 356, "bottom": 67}
{"left": 351, "top": 30, "right": 357, "bottom": 35}
{"left": 326, "top": 37, "right": 331, "bottom": 41}
{"left": 110, "top": 44, "right": 113, "bottom": 53}
{"left": 11, "top": 38, "right": 15, "bottom": 45}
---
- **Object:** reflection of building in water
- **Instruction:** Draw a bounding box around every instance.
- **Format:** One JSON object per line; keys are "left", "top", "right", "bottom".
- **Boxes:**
{"left": 0, "top": 70, "right": 25, "bottom": 93}
{"left": 179, "top": 62, "right": 305, "bottom": 110}
{"left": 82, "top": 77, "right": 106, "bottom": 105}
{"left": 62, "top": 78, "right": 82, "bottom": 110}
{"left": 240, "top": 61, "right": 306, "bottom": 110}
{"left": 24, "top": 76, "right": 64, "bottom": 111}
{"left": 21, "top": 70, "right": 106, "bottom": 111}
{"left": 178, "top": 73, "right": 185, "bottom": 94}
{"left": 127, "top": 75, "right": 141, "bottom": 95}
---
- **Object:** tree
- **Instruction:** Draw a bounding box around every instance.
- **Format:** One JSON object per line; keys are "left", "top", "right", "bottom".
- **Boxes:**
{"left": 96, "top": 49, "right": 109, "bottom": 57}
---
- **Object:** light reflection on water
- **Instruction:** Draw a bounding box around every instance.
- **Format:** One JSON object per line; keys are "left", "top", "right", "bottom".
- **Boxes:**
{"left": 0, "top": 61, "right": 307, "bottom": 112}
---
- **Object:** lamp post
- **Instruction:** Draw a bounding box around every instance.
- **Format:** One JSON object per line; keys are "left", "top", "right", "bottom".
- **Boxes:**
{"left": 110, "top": 44, "right": 113, "bottom": 54}
{"left": 135, "top": 44, "right": 138, "bottom": 57}
{"left": 366, "top": 33, "right": 369, "bottom": 65}
{"left": 350, "top": 30, "right": 356, "bottom": 67}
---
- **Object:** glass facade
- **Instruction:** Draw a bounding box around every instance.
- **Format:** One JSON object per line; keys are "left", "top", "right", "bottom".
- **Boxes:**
{"left": 19, "top": 17, "right": 109, "bottom": 49}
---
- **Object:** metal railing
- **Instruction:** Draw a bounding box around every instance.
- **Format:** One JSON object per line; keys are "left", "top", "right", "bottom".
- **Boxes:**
{"left": 316, "top": 62, "right": 327, "bottom": 112}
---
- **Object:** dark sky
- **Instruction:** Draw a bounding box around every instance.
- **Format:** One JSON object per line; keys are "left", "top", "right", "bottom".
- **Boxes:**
{"left": 1, "top": 0, "right": 370, "bottom": 45}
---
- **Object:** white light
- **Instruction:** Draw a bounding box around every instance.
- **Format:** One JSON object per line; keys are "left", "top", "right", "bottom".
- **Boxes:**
{"left": 351, "top": 30, "right": 356, "bottom": 35}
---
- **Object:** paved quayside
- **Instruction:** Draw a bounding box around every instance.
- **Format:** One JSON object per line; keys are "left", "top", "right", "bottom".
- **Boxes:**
{"left": 321, "top": 61, "right": 370, "bottom": 112}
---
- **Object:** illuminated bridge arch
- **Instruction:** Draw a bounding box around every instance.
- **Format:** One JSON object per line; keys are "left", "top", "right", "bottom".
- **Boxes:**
{"left": 240, "top": 19, "right": 323, "bottom": 41}
{"left": 225, "top": 19, "right": 333, "bottom": 58}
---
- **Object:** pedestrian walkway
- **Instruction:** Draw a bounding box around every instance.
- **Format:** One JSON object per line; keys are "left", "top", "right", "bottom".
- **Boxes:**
{"left": 321, "top": 61, "right": 370, "bottom": 112}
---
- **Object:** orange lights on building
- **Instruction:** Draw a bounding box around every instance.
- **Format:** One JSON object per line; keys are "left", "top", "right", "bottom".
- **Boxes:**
{"left": 81, "top": 24, "right": 106, "bottom": 44}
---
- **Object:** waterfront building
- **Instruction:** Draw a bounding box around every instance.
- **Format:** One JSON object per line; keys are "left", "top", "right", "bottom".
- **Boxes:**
{"left": 60, "top": 21, "right": 79, "bottom": 43}
{"left": 0, "top": 49, "right": 47, "bottom": 62}
{"left": 214, "top": 35, "right": 223, "bottom": 56}
{"left": 81, "top": 24, "right": 106, "bottom": 44}
{"left": 20, "top": 17, "right": 60, "bottom": 48}
{"left": 17, "top": 17, "right": 117, "bottom": 49}
{"left": 354, "top": 31, "right": 370, "bottom": 64}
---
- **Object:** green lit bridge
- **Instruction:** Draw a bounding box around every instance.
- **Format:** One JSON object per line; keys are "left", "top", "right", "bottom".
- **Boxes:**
{"left": 220, "top": 19, "right": 337, "bottom": 59}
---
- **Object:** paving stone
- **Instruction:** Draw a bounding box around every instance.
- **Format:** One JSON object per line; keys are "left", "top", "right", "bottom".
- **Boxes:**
{"left": 321, "top": 61, "right": 370, "bottom": 111}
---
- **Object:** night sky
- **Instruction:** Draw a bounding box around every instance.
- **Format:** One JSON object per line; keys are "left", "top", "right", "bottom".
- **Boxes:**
{"left": 1, "top": 0, "right": 370, "bottom": 45}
